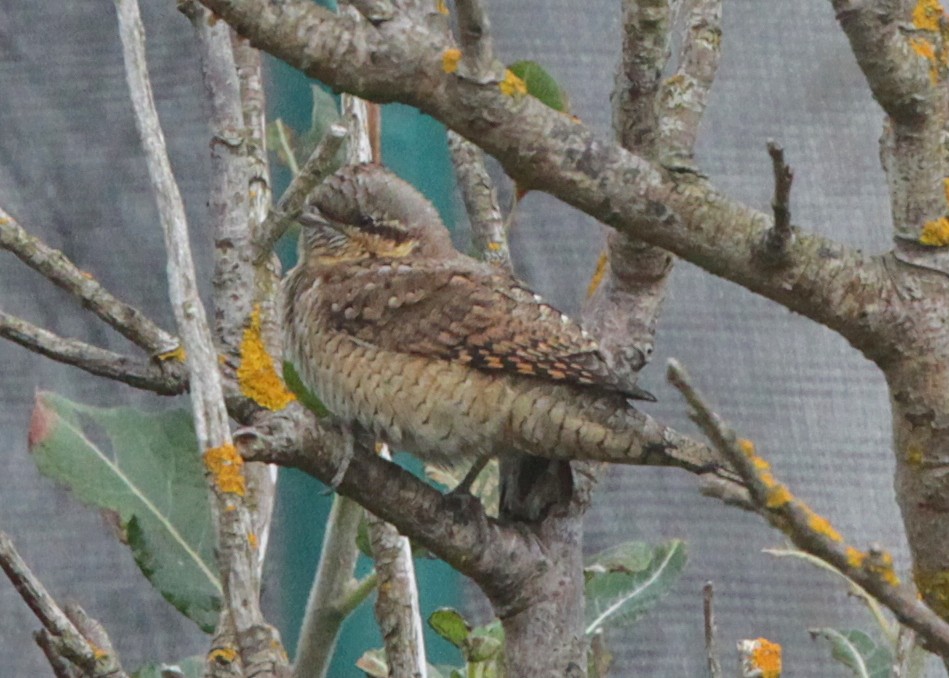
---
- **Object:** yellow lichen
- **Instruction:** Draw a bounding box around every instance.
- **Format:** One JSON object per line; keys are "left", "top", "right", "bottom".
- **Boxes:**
{"left": 204, "top": 444, "right": 246, "bottom": 496}
{"left": 208, "top": 646, "right": 238, "bottom": 665}
{"left": 237, "top": 306, "right": 296, "bottom": 411}
{"left": 913, "top": 0, "right": 945, "bottom": 32}
{"left": 909, "top": 37, "right": 941, "bottom": 84}
{"left": 846, "top": 547, "right": 865, "bottom": 569}
{"left": 435, "top": 0, "right": 449, "bottom": 15}
{"left": 248, "top": 532, "right": 259, "bottom": 550}
{"left": 915, "top": 568, "right": 949, "bottom": 618}
{"left": 486, "top": 241, "right": 502, "bottom": 252}
{"left": 920, "top": 216, "right": 949, "bottom": 246}
{"left": 865, "top": 549, "right": 901, "bottom": 587}
{"left": 943, "top": 178, "right": 949, "bottom": 204}
{"left": 751, "top": 638, "right": 782, "bottom": 678}
{"left": 737, "top": 438, "right": 756, "bottom": 457}
{"left": 499, "top": 69, "right": 527, "bottom": 97}
{"left": 156, "top": 345, "right": 186, "bottom": 362}
{"left": 92, "top": 645, "right": 110, "bottom": 661}
{"left": 804, "top": 508, "right": 843, "bottom": 542}
{"left": 586, "top": 251, "right": 609, "bottom": 298}
{"left": 442, "top": 48, "right": 462, "bottom": 74}
{"left": 751, "top": 455, "right": 771, "bottom": 472}
{"left": 764, "top": 484, "right": 793, "bottom": 509}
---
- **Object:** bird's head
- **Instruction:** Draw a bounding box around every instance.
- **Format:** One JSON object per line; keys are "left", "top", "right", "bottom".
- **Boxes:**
{"left": 298, "top": 164, "right": 456, "bottom": 265}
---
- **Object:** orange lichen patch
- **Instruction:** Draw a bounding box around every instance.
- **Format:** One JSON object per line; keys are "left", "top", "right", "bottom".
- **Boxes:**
{"left": 758, "top": 470, "right": 777, "bottom": 489}
{"left": 804, "top": 507, "right": 843, "bottom": 542}
{"left": 915, "top": 568, "right": 949, "bottom": 618}
{"left": 499, "top": 69, "right": 527, "bottom": 97}
{"left": 204, "top": 444, "right": 246, "bottom": 496}
{"left": 764, "top": 484, "right": 792, "bottom": 509}
{"left": 248, "top": 532, "right": 259, "bottom": 550}
{"left": 486, "top": 241, "right": 502, "bottom": 252}
{"left": 156, "top": 345, "right": 186, "bottom": 362}
{"left": 92, "top": 645, "right": 110, "bottom": 661}
{"left": 208, "top": 646, "right": 238, "bottom": 665}
{"left": 920, "top": 216, "right": 949, "bottom": 246}
{"left": 435, "top": 0, "right": 449, "bottom": 15}
{"left": 911, "top": 36, "right": 937, "bottom": 60}
{"left": 751, "top": 638, "right": 782, "bottom": 678}
{"left": 751, "top": 455, "right": 771, "bottom": 472}
{"left": 913, "top": 0, "right": 945, "bottom": 32}
{"left": 846, "top": 546, "right": 865, "bottom": 569}
{"left": 442, "top": 48, "right": 462, "bottom": 74}
{"left": 586, "top": 250, "right": 609, "bottom": 298}
{"left": 910, "top": 37, "right": 942, "bottom": 84}
{"left": 238, "top": 306, "right": 296, "bottom": 411}
{"left": 737, "top": 438, "right": 756, "bottom": 457}
{"left": 865, "top": 549, "right": 901, "bottom": 587}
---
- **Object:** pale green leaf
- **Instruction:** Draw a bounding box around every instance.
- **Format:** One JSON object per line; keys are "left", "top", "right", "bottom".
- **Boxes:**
{"left": 28, "top": 392, "right": 220, "bottom": 632}
{"left": 584, "top": 540, "right": 686, "bottom": 634}
{"left": 809, "top": 628, "right": 893, "bottom": 678}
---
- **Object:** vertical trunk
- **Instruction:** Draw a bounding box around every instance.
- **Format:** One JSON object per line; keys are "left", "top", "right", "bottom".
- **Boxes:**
{"left": 887, "top": 352, "right": 949, "bottom": 624}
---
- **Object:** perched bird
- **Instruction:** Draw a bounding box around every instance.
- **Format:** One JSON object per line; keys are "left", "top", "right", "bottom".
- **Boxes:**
{"left": 282, "top": 164, "right": 659, "bottom": 478}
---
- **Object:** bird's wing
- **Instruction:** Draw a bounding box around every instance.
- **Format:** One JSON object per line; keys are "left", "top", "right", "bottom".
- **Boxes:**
{"left": 318, "top": 261, "right": 654, "bottom": 400}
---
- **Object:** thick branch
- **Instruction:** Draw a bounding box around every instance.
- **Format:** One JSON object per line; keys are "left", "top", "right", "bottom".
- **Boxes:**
{"left": 0, "top": 311, "right": 187, "bottom": 395}
{"left": 240, "top": 406, "right": 548, "bottom": 614}
{"left": 196, "top": 0, "right": 901, "bottom": 363}
{"left": 0, "top": 206, "right": 177, "bottom": 354}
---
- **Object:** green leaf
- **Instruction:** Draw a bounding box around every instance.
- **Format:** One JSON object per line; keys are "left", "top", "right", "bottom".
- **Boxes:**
{"left": 810, "top": 628, "right": 893, "bottom": 678}
{"left": 132, "top": 657, "right": 204, "bottom": 678}
{"left": 584, "top": 540, "right": 687, "bottom": 634}
{"left": 282, "top": 361, "right": 331, "bottom": 417}
{"left": 507, "top": 60, "right": 570, "bottom": 113}
{"left": 429, "top": 608, "right": 472, "bottom": 648}
{"left": 28, "top": 392, "right": 220, "bottom": 632}
{"left": 584, "top": 541, "right": 653, "bottom": 580}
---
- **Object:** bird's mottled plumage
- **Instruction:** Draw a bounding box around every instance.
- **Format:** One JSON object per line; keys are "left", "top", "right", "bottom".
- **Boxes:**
{"left": 283, "top": 164, "right": 656, "bottom": 467}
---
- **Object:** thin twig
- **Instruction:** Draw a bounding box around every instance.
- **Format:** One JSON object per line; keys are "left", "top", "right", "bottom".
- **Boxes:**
{"left": 0, "top": 206, "right": 177, "bottom": 355}
{"left": 703, "top": 582, "right": 723, "bottom": 678}
{"left": 447, "top": 131, "right": 510, "bottom": 271}
{"left": 114, "top": 1, "right": 281, "bottom": 673}
{"left": 34, "top": 629, "right": 80, "bottom": 678}
{"left": 764, "top": 139, "right": 794, "bottom": 257}
{"left": 0, "top": 531, "right": 126, "bottom": 677}
{"left": 254, "top": 123, "right": 347, "bottom": 262}
{"left": 0, "top": 311, "right": 187, "bottom": 395}
{"left": 667, "top": 358, "right": 949, "bottom": 660}
{"left": 293, "top": 495, "right": 365, "bottom": 678}
{"left": 367, "top": 444, "right": 428, "bottom": 678}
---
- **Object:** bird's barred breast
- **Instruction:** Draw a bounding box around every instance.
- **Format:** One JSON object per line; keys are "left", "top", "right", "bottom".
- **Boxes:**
{"left": 288, "top": 326, "right": 654, "bottom": 466}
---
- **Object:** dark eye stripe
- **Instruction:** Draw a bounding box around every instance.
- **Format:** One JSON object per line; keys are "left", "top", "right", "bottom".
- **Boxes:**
{"left": 356, "top": 216, "right": 413, "bottom": 244}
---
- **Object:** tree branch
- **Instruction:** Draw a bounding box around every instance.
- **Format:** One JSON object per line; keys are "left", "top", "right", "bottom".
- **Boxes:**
{"left": 196, "top": 0, "right": 902, "bottom": 364}
{"left": 293, "top": 495, "right": 364, "bottom": 678}
{"left": 0, "top": 311, "right": 187, "bottom": 395}
{"left": 254, "top": 123, "right": 347, "bottom": 262}
{"left": 0, "top": 206, "right": 178, "bottom": 355}
{"left": 114, "top": 1, "right": 285, "bottom": 674}
{"left": 239, "top": 406, "right": 549, "bottom": 615}
{"left": 0, "top": 531, "right": 127, "bottom": 677}
{"left": 667, "top": 358, "right": 949, "bottom": 660}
